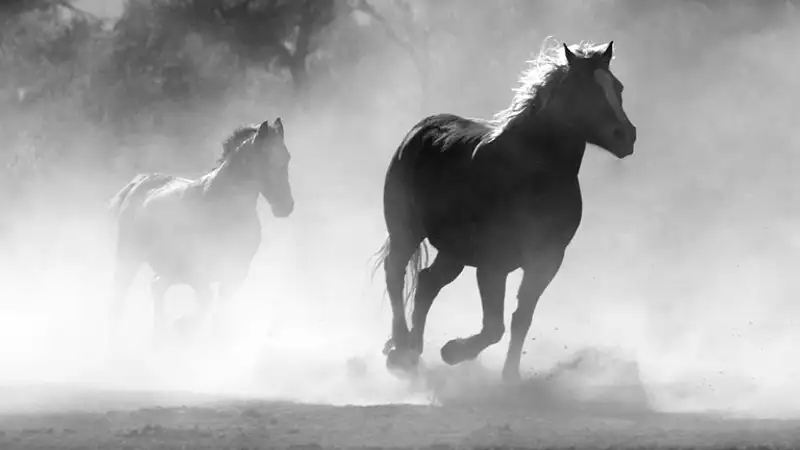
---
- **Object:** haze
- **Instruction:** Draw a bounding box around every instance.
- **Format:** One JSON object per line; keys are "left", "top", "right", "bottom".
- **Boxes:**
{"left": 1, "top": 0, "right": 799, "bottom": 419}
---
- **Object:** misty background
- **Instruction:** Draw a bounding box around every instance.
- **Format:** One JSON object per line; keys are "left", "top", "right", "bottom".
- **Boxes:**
{"left": 1, "top": 0, "right": 799, "bottom": 418}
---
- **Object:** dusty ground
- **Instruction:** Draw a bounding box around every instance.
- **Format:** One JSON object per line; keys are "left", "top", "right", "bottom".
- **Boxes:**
{"left": 2, "top": 384, "right": 800, "bottom": 450}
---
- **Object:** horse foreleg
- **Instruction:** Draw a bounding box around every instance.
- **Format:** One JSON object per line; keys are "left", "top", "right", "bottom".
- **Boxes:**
{"left": 502, "top": 250, "right": 564, "bottom": 382}
{"left": 150, "top": 275, "right": 171, "bottom": 337}
{"left": 213, "top": 277, "right": 245, "bottom": 337}
{"left": 174, "top": 282, "right": 214, "bottom": 337}
{"left": 408, "top": 253, "right": 464, "bottom": 356}
{"left": 440, "top": 267, "right": 508, "bottom": 366}
{"left": 109, "top": 252, "right": 140, "bottom": 321}
{"left": 193, "top": 283, "right": 214, "bottom": 327}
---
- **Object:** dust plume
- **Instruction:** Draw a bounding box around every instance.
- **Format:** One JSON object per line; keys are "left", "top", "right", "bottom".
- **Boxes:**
{"left": 1, "top": 0, "right": 799, "bottom": 422}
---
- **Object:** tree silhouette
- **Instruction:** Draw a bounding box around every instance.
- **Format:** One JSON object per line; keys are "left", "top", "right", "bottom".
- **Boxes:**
{"left": 129, "top": 0, "right": 339, "bottom": 91}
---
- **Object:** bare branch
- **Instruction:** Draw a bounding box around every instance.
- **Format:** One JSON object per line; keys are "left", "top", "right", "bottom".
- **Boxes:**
{"left": 54, "top": 0, "right": 102, "bottom": 21}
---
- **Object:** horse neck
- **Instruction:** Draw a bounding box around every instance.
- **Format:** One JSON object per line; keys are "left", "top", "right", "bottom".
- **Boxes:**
{"left": 201, "top": 158, "right": 259, "bottom": 211}
{"left": 499, "top": 112, "right": 587, "bottom": 177}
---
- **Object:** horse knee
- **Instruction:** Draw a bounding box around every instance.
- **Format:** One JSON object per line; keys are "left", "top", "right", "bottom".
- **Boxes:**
{"left": 484, "top": 320, "right": 505, "bottom": 344}
{"left": 510, "top": 305, "right": 535, "bottom": 328}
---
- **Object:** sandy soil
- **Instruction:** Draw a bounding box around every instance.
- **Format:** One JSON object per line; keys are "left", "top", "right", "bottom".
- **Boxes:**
{"left": 1, "top": 384, "right": 799, "bottom": 450}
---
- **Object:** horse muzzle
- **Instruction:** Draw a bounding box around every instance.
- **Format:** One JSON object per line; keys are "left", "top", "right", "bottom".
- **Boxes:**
{"left": 607, "top": 123, "right": 636, "bottom": 159}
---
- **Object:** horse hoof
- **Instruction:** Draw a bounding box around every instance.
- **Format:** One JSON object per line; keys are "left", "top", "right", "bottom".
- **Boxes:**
{"left": 385, "top": 348, "right": 419, "bottom": 378}
{"left": 382, "top": 338, "right": 394, "bottom": 356}
{"left": 441, "top": 339, "right": 466, "bottom": 365}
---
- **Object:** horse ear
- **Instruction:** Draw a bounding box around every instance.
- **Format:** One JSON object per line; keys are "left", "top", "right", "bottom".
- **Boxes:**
{"left": 256, "top": 119, "right": 271, "bottom": 136}
{"left": 274, "top": 117, "right": 284, "bottom": 138}
{"left": 563, "top": 43, "right": 578, "bottom": 66}
{"left": 600, "top": 41, "right": 614, "bottom": 65}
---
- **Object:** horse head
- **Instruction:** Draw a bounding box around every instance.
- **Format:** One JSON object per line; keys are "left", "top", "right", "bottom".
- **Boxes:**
{"left": 553, "top": 41, "right": 637, "bottom": 158}
{"left": 247, "top": 118, "right": 294, "bottom": 217}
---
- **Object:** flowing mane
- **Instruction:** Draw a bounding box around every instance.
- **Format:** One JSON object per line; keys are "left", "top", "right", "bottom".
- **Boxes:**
{"left": 485, "top": 39, "right": 610, "bottom": 143}
{"left": 218, "top": 125, "right": 258, "bottom": 164}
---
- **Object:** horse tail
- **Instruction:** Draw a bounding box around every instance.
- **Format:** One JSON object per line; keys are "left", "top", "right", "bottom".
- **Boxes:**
{"left": 371, "top": 118, "right": 433, "bottom": 319}
{"left": 108, "top": 174, "right": 146, "bottom": 216}
{"left": 370, "top": 237, "right": 391, "bottom": 283}
{"left": 371, "top": 235, "right": 430, "bottom": 320}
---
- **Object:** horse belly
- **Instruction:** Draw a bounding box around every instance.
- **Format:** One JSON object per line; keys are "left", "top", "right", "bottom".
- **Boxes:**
{"left": 425, "top": 188, "right": 582, "bottom": 270}
{"left": 141, "top": 218, "right": 261, "bottom": 284}
{"left": 143, "top": 231, "right": 210, "bottom": 282}
{"left": 427, "top": 220, "right": 533, "bottom": 270}
{"left": 426, "top": 233, "right": 517, "bottom": 270}
{"left": 209, "top": 225, "right": 262, "bottom": 279}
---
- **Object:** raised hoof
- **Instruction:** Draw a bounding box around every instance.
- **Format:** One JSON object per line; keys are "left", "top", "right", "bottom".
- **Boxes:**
{"left": 385, "top": 347, "right": 420, "bottom": 379}
{"left": 440, "top": 338, "right": 470, "bottom": 366}
{"left": 382, "top": 338, "right": 394, "bottom": 356}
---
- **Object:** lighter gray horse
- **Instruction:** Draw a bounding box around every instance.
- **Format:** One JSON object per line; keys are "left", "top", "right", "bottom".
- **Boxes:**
{"left": 108, "top": 118, "right": 294, "bottom": 336}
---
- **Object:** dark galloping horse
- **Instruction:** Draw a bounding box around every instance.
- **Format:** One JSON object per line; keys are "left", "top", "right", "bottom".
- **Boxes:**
{"left": 376, "top": 41, "right": 637, "bottom": 382}
{"left": 108, "top": 118, "right": 294, "bottom": 335}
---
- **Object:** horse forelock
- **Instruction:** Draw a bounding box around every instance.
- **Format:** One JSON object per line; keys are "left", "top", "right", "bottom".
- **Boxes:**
{"left": 485, "top": 38, "right": 608, "bottom": 142}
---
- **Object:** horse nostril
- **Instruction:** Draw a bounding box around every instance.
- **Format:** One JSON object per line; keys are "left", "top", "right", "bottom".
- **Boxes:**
{"left": 612, "top": 128, "right": 626, "bottom": 141}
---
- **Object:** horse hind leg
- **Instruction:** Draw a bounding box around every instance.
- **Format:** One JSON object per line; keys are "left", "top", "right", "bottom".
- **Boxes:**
{"left": 382, "top": 232, "right": 424, "bottom": 373}
{"left": 407, "top": 253, "right": 464, "bottom": 356}
{"left": 440, "top": 267, "right": 508, "bottom": 366}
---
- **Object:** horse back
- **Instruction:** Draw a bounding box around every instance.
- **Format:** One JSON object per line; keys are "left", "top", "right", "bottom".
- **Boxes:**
{"left": 392, "top": 114, "right": 489, "bottom": 166}
{"left": 110, "top": 173, "right": 184, "bottom": 216}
